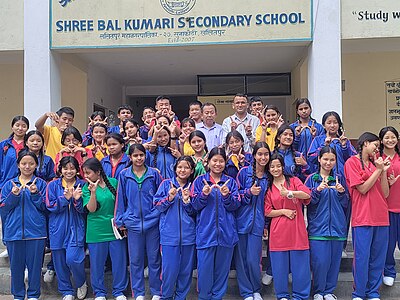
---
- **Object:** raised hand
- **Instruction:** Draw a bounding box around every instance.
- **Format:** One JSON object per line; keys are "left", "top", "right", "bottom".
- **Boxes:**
{"left": 317, "top": 177, "right": 329, "bottom": 192}
{"left": 335, "top": 176, "right": 345, "bottom": 193}
{"left": 11, "top": 181, "right": 23, "bottom": 196}
{"left": 220, "top": 179, "right": 230, "bottom": 197}
{"left": 250, "top": 182, "right": 261, "bottom": 196}
{"left": 280, "top": 184, "right": 289, "bottom": 198}
{"left": 87, "top": 179, "right": 100, "bottom": 193}
{"left": 202, "top": 179, "right": 212, "bottom": 196}
{"left": 388, "top": 171, "right": 400, "bottom": 186}
{"left": 27, "top": 178, "right": 38, "bottom": 194}
{"left": 72, "top": 184, "right": 82, "bottom": 200}
{"left": 168, "top": 181, "right": 178, "bottom": 201}
{"left": 182, "top": 184, "right": 191, "bottom": 204}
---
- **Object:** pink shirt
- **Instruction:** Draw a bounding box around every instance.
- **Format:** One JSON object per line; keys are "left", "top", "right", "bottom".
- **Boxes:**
{"left": 382, "top": 153, "right": 400, "bottom": 213}
{"left": 344, "top": 156, "right": 389, "bottom": 227}
{"left": 264, "top": 176, "right": 311, "bottom": 251}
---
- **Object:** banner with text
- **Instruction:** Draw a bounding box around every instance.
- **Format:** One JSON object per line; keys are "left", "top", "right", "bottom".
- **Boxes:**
{"left": 386, "top": 81, "right": 400, "bottom": 128}
{"left": 51, "top": 0, "right": 312, "bottom": 49}
{"left": 342, "top": 0, "right": 400, "bottom": 39}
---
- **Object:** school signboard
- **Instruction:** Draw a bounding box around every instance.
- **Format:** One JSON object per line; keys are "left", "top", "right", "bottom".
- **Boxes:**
{"left": 50, "top": 0, "right": 312, "bottom": 49}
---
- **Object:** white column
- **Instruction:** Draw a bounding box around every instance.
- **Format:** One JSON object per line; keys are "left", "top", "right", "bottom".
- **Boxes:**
{"left": 24, "top": 0, "right": 61, "bottom": 128}
{"left": 307, "top": 0, "right": 342, "bottom": 122}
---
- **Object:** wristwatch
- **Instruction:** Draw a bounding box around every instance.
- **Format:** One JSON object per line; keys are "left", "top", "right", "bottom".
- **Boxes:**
{"left": 287, "top": 191, "right": 294, "bottom": 199}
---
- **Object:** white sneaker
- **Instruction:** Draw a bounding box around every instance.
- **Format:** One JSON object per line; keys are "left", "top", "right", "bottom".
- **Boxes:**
{"left": 43, "top": 269, "right": 55, "bottom": 283}
{"left": 280, "top": 298, "right": 289, "bottom": 300}
{"left": 383, "top": 276, "right": 394, "bottom": 286}
{"left": 144, "top": 266, "right": 149, "bottom": 278}
{"left": 324, "top": 294, "right": 337, "bottom": 300}
{"left": 151, "top": 296, "right": 160, "bottom": 300}
{"left": 0, "top": 249, "right": 8, "bottom": 258}
{"left": 27, "top": 298, "right": 39, "bottom": 300}
{"left": 342, "top": 250, "right": 348, "bottom": 258}
{"left": 63, "top": 295, "right": 75, "bottom": 300}
{"left": 314, "top": 294, "right": 323, "bottom": 300}
{"left": 253, "top": 292, "right": 263, "bottom": 300}
{"left": 367, "top": 298, "right": 380, "bottom": 300}
{"left": 135, "top": 296, "right": 145, "bottom": 300}
{"left": 192, "top": 268, "right": 198, "bottom": 278}
{"left": 115, "top": 296, "right": 127, "bottom": 300}
{"left": 77, "top": 281, "right": 88, "bottom": 299}
{"left": 244, "top": 297, "right": 253, "bottom": 300}
{"left": 95, "top": 297, "right": 106, "bottom": 300}
{"left": 352, "top": 298, "right": 363, "bottom": 300}
{"left": 261, "top": 273, "right": 273, "bottom": 285}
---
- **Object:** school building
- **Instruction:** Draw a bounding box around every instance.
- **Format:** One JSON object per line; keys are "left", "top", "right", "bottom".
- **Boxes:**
{"left": 1, "top": 0, "right": 400, "bottom": 139}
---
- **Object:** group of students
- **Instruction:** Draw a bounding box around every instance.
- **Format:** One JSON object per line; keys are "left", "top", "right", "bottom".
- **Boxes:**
{"left": 0, "top": 94, "right": 399, "bottom": 300}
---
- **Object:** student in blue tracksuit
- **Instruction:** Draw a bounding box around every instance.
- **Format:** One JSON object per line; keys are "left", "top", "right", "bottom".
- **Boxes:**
{"left": 225, "top": 130, "right": 253, "bottom": 179}
{"left": 235, "top": 142, "right": 271, "bottom": 300}
{"left": 101, "top": 133, "right": 131, "bottom": 179}
{"left": 114, "top": 144, "right": 163, "bottom": 300}
{"left": 46, "top": 156, "right": 87, "bottom": 300}
{"left": 82, "top": 158, "right": 128, "bottom": 300}
{"left": 154, "top": 156, "right": 197, "bottom": 300}
{"left": 24, "top": 130, "right": 56, "bottom": 182}
{"left": 290, "top": 98, "right": 324, "bottom": 158}
{"left": 146, "top": 125, "right": 180, "bottom": 179}
{"left": 0, "top": 116, "right": 30, "bottom": 257}
{"left": 273, "top": 124, "right": 310, "bottom": 182}
{"left": 0, "top": 150, "right": 47, "bottom": 300}
{"left": 304, "top": 146, "right": 349, "bottom": 300}
{"left": 191, "top": 147, "right": 241, "bottom": 300}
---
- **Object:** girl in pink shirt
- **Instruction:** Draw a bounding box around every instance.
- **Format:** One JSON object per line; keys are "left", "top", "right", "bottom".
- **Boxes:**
{"left": 379, "top": 127, "right": 400, "bottom": 287}
{"left": 344, "top": 132, "right": 390, "bottom": 300}
{"left": 264, "top": 153, "right": 311, "bottom": 300}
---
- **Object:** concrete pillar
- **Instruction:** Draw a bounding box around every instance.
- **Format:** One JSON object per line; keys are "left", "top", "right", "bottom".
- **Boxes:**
{"left": 307, "top": 0, "right": 342, "bottom": 123}
{"left": 24, "top": 0, "right": 61, "bottom": 128}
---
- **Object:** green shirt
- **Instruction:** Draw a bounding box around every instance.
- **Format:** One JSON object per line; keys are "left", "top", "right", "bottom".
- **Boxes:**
{"left": 82, "top": 177, "right": 118, "bottom": 243}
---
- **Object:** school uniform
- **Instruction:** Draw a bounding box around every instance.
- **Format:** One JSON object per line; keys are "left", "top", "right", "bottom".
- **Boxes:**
{"left": 35, "top": 154, "right": 56, "bottom": 182}
{"left": 0, "top": 137, "right": 20, "bottom": 190}
{"left": 145, "top": 146, "right": 176, "bottom": 179}
{"left": 101, "top": 153, "right": 131, "bottom": 179}
{"left": 82, "top": 177, "right": 128, "bottom": 298}
{"left": 114, "top": 166, "right": 163, "bottom": 298}
{"left": 305, "top": 173, "right": 349, "bottom": 296}
{"left": 46, "top": 178, "right": 87, "bottom": 298}
{"left": 154, "top": 178, "right": 196, "bottom": 300}
{"left": 0, "top": 176, "right": 47, "bottom": 300}
{"left": 383, "top": 153, "right": 400, "bottom": 280}
{"left": 290, "top": 120, "right": 324, "bottom": 158}
{"left": 264, "top": 176, "right": 311, "bottom": 300}
{"left": 274, "top": 148, "right": 310, "bottom": 182}
{"left": 191, "top": 173, "right": 240, "bottom": 300}
{"left": 235, "top": 166, "right": 268, "bottom": 299}
{"left": 54, "top": 150, "right": 93, "bottom": 178}
{"left": 139, "top": 125, "right": 150, "bottom": 141}
{"left": 225, "top": 152, "right": 252, "bottom": 179}
{"left": 344, "top": 156, "right": 389, "bottom": 300}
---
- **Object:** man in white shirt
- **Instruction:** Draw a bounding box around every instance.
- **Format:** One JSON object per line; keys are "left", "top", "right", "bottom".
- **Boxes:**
{"left": 196, "top": 103, "right": 224, "bottom": 150}
{"left": 222, "top": 94, "right": 260, "bottom": 152}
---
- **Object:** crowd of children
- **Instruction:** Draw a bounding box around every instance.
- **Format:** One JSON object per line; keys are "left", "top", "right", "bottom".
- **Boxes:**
{"left": 0, "top": 94, "right": 398, "bottom": 300}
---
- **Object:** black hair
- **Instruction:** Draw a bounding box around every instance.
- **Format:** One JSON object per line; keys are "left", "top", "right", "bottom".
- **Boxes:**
{"left": 142, "top": 106, "right": 155, "bottom": 113}
{"left": 189, "top": 100, "right": 203, "bottom": 108}
{"left": 356, "top": 132, "right": 380, "bottom": 170}
{"left": 56, "top": 107, "right": 75, "bottom": 118}
{"left": 322, "top": 111, "right": 344, "bottom": 136}
{"left": 379, "top": 126, "right": 400, "bottom": 156}
{"left": 226, "top": 130, "right": 244, "bottom": 144}
{"left": 295, "top": 98, "right": 316, "bottom": 122}
{"left": 90, "top": 111, "right": 106, "bottom": 121}
{"left": 82, "top": 158, "right": 117, "bottom": 197}
{"left": 105, "top": 133, "right": 126, "bottom": 153}
{"left": 153, "top": 126, "right": 172, "bottom": 167}
{"left": 267, "top": 153, "right": 291, "bottom": 190}
{"left": 181, "top": 118, "right": 196, "bottom": 128}
{"left": 122, "top": 118, "right": 139, "bottom": 132}
{"left": 156, "top": 95, "right": 171, "bottom": 104}
{"left": 156, "top": 115, "right": 172, "bottom": 125}
{"left": 117, "top": 105, "right": 134, "bottom": 114}
{"left": 201, "top": 102, "right": 217, "bottom": 113}
{"left": 128, "top": 143, "right": 146, "bottom": 156}
{"left": 10, "top": 116, "right": 29, "bottom": 138}
{"left": 317, "top": 146, "right": 337, "bottom": 176}
{"left": 61, "top": 126, "right": 83, "bottom": 145}
{"left": 189, "top": 130, "right": 208, "bottom": 153}
{"left": 90, "top": 123, "right": 108, "bottom": 147}
{"left": 208, "top": 147, "right": 227, "bottom": 162}
{"left": 264, "top": 105, "right": 280, "bottom": 116}
{"left": 250, "top": 96, "right": 262, "bottom": 104}
{"left": 174, "top": 155, "right": 196, "bottom": 183}
{"left": 24, "top": 130, "right": 45, "bottom": 174}
{"left": 58, "top": 156, "right": 80, "bottom": 177}
{"left": 233, "top": 93, "right": 248, "bottom": 101}
{"left": 252, "top": 142, "right": 270, "bottom": 185}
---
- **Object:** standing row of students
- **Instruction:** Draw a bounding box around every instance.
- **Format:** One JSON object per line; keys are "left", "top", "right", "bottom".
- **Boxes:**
{"left": 0, "top": 95, "right": 399, "bottom": 300}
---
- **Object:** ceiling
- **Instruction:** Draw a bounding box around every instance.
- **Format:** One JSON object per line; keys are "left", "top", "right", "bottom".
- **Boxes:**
{"left": 74, "top": 42, "right": 310, "bottom": 86}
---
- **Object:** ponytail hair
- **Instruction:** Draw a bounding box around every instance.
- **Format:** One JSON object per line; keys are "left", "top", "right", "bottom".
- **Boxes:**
{"left": 356, "top": 132, "right": 379, "bottom": 170}
{"left": 82, "top": 158, "right": 117, "bottom": 197}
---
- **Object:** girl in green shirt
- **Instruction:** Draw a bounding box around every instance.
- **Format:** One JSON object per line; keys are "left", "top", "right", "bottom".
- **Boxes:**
{"left": 82, "top": 158, "right": 128, "bottom": 300}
